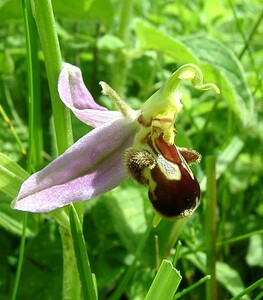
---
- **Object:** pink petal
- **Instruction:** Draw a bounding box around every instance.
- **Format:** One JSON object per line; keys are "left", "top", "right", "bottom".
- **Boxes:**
{"left": 58, "top": 63, "right": 121, "bottom": 127}
{"left": 13, "top": 117, "right": 138, "bottom": 212}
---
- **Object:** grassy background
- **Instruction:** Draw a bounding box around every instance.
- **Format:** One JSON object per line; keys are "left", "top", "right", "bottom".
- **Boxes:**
{"left": 0, "top": 0, "right": 262, "bottom": 299}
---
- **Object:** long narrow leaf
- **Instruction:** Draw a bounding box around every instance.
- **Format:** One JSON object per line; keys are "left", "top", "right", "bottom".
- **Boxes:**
{"left": 69, "top": 204, "right": 97, "bottom": 300}
{"left": 0, "top": 153, "right": 28, "bottom": 198}
{"left": 145, "top": 260, "right": 182, "bottom": 300}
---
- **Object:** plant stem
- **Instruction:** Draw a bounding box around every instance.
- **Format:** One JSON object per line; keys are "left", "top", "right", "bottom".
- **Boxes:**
{"left": 205, "top": 156, "right": 217, "bottom": 300}
{"left": 32, "top": 0, "right": 73, "bottom": 154}
{"left": 172, "top": 240, "right": 182, "bottom": 267}
{"left": 23, "top": 0, "right": 43, "bottom": 172}
{"left": 69, "top": 204, "right": 97, "bottom": 300}
{"left": 0, "top": 105, "right": 27, "bottom": 158}
{"left": 111, "top": 0, "right": 134, "bottom": 97}
{"left": 10, "top": 213, "right": 28, "bottom": 300}
{"left": 59, "top": 226, "right": 81, "bottom": 300}
{"left": 31, "top": 1, "right": 83, "bottom": 299}
{"left": 230, "top": 277, "right": 263, "bottom": 300}
{"left": 238, "top": 10, "right": 263, "bottom": 60}
{"left": 173, "top": 275, "right": 211, "bottom": 299}
{"left": 108, "top": 218, "right": 152, "bottom": 300}
{"left": 11, "top": 1, "right": 42, "bottom": 297}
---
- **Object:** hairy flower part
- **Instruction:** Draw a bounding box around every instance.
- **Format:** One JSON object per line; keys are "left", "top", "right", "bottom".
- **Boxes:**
{"left": 12, "top": 62, "right": 219, "bottom": 219}
{"left": 123, "top": 132, "right": 201, "bottom": 219}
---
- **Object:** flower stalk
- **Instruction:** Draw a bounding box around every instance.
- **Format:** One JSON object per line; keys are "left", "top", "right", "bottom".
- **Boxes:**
{"left": 111, "top": 0, "right": 135, "bottom": 96}
{"left": 31, "top": 1, "right": 82, "bottom": 299}
{"left": 32, "top": 0, "right": 73, "bottom": 154}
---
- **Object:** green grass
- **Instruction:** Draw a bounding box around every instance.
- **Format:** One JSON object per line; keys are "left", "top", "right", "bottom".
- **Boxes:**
{"left": 0, "top": 0, "right": 262, "bottom": 299}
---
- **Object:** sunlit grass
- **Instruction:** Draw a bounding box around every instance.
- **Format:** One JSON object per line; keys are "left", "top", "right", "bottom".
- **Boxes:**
{"left": 0, "top": 0, "right": 262, "bottom": 299}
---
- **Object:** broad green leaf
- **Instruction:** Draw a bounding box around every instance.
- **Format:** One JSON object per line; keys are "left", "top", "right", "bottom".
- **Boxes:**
{"left": 16, "top": 224, "right": 62, "bottom": 298}
{"left": 180, "top": 34, "right": 254, "bottom": 125}
{"left": 0, "top": 153, "right": 28, "bottom": 198}
{"left": 0, "top": 154, "right": 38, "bottom": 236}
{"left": 85, "top": 0, "right": 114, "bottom": 28}
{"left": 200, "top": 136, "right": 244, "bottom": 190}
{"left": 0, "top": 0, "right": 22, "bottom": 24}
{"left": 136, "top": 21, "right": 197, "bottom": 63}
{"left": 0, "top": 200, "right": 38, "bottom": 237}
{"left": 105, "top": 180, "right": 148, "bottom": 253}
{"left": 97, "top": 34, "right": 124, "bottom": 51}
{"left": 53, "top": 0, "right": 114, "bottom": 28}
{"left": 0, "top": 51, "right": 14, "bottom": 75}
{"left": 230, "top": 277, "right": 263, "bottom": 300}
{"left": 145, "top": 259, "right": 182, "bottom": 300}
{"left": 246, "top": 235, "right": 263, "bottom": 267}
{"left": 136, "top": 21, "right": 254, "bottom": 126}
{"left": 216, "top": 136, "right": 244, "bottom": 178}
{"left": 52, "top": 0, "right": 95, "bottom": 19}
{"left": 186, "top": 251, "right": 250, "bottom": 299}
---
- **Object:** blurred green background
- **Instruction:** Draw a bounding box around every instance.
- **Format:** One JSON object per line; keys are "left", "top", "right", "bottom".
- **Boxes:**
{"left": 0, "top": 0, "right": 262, "bottom": 299}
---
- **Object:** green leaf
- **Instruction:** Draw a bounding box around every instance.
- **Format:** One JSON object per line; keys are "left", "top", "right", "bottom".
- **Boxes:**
{"left": 97, "top": 34, "right": 124, "bottom": 51}
{"left": 230, "top": 277, "right": 263, "bottom": 300}
{"left": 0, "top": 0, "right": 23, "bottom": 24}
{"left": 180, "top": 34, "right": 254, "bottom": 126}
{"left": 53, "top": 0, "right": 114, "bottom": 28}
{"left": 0, "top": 154, "right": 38, "bottom": 236}
{"left": 0, "top": 200, "right": 38, "bottom": 237}
{"left": 136, "top": 21, "right": 254, "bottom": 126}
{"left": 246, "top": 235, "right": 263, "bottom": 267}
{"left": 200, "top": 136, "right": 244, "bottom": 190}
{"left": 52, "top": 0, "right": 94, "bottom": 19}
{"left": 145, "top": 259, "right": 182, "bottom": 300}
{"left": 174, "top": 275, "right": 211, "bottom": 299}
{"left": 105, "top": 180, "right": 148, "bottom": 253}
{"left": 0, "top": 153, "right": 28, "bottom": 198}
{"left": 69, "top": 204, "right": 98, "bottom": 300}
{"left": 86, "top": 0, "right": 114, "bottom": 28}
{"left": 16, "top": 223, "right": 62, "bottom": 298}
{"left": 186, "top": 251, "right": 250, "bottom": 299}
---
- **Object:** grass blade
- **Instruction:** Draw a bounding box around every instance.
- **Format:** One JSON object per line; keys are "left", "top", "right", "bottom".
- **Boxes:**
{"left": 174, "top": 275, "right": 211, "bottom": 299}
{"left": 230, "top": 277, "right": 263, "bottom": 300}
{"left": 145, "top": 260, "right": 182, "bottom": 300}
{"left": 205, "top": 156, "right": 217, "bottom": 300}
{"left": 69, "top": 204, "right": 97, "bottom": 300}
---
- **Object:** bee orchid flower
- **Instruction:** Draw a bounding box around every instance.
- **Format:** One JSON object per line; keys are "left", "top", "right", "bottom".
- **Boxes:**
{"left": 12, "top": 63, "right": 219, "bottom": 221}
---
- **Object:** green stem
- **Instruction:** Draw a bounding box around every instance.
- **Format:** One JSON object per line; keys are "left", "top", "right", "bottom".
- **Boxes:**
{"left": 31, "top": 0, "right": 73, "bottom": 154}
{"left": 164, "top": 218, "right": 188, "bottom": 257}
{"left": 111, "top": 0, "right": 134, "bottom": 97}
{"left": 173, "top": 275, "right": 211, "bottom": 300}
{"left": 31, "top": 1, "right": 83, "bottom": 299}
{"left": 172, "top": 240, "right": 182, "bottom": 267}
{"left": 10, "top": 1, "right": 42, "bottom": 297}
{"left": 23, "top": 0, "right": 43, "bottom": 172}
{"left": 108, "top": 218, "right": 152, "bottom": 300}
{"left": 205, "top": 156, "right": 217, "bottom": 300}
{"left": 0, "top": 105, "right": 27, "bottom": 158}
{"left": 10, "top": 213, "right": 28, "bottom": 300}
{"left": 69, "top": 204, "right": 97, "bottom": 300}
{"left": 230, "top": 277, "right": 263, "bottom": 300}
{"left": 59, "top": 226, "right": 81, "bottom": 300}
{"left": 238, "top": 10, "right": 263, "bottom": 60}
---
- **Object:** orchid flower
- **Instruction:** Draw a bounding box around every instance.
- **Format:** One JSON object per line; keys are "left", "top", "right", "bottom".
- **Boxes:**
{"left": 12, "top": 63, "right": 219, "bottom": 222}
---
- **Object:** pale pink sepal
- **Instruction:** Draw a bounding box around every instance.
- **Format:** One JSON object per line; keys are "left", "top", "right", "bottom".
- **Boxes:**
{"left": 12, "top": 117, "right": 136, "bottom": 212}
{"left": 58, "top": 63, "right": 121, "bottom": 127}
